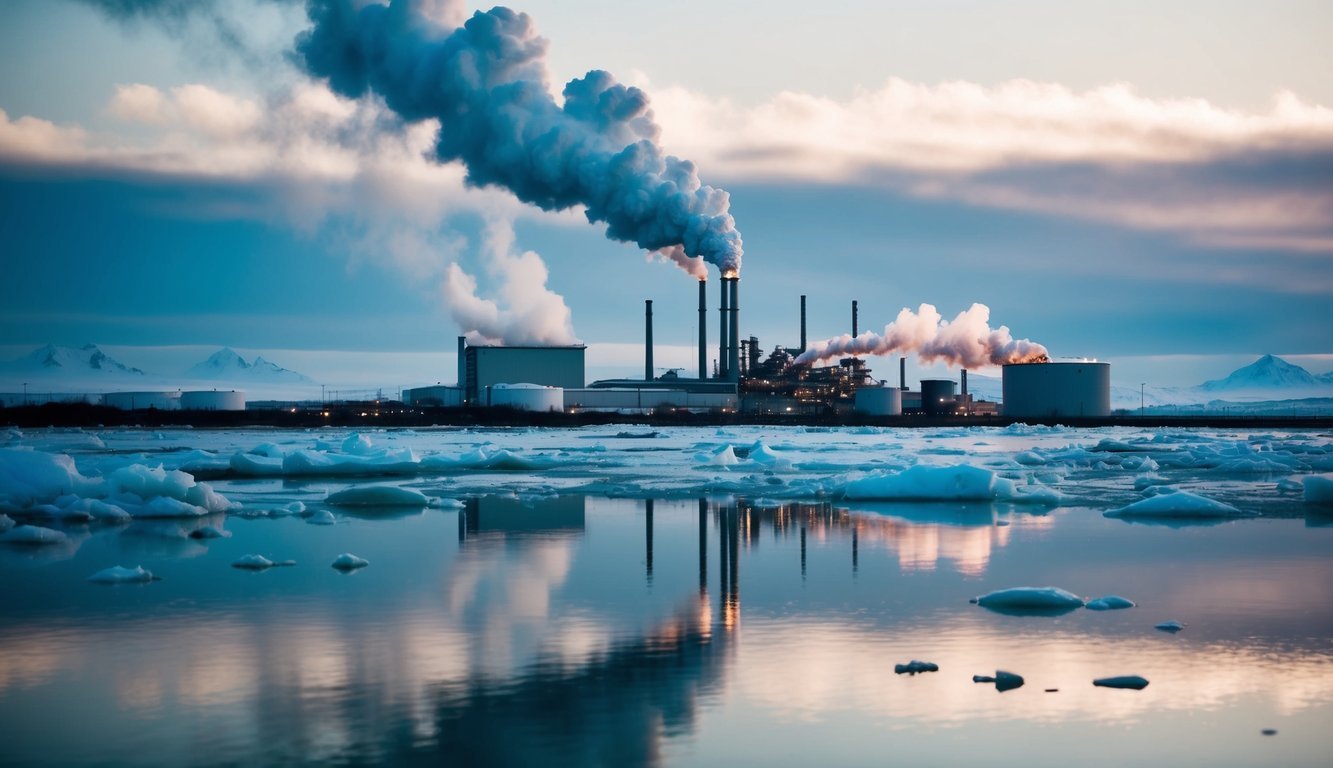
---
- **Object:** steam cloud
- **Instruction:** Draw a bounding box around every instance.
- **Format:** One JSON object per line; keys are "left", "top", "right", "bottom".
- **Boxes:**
{"left": 295, "top": 0, "right": 742, "bottom": 277}
{"left": 795, "top": 303, "right": 1049, "bottom": 368}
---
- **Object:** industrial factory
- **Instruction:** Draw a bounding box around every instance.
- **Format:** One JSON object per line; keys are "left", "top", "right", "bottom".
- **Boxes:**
{"left": 404, "top": 277, "right": 1111, "bottom": 420}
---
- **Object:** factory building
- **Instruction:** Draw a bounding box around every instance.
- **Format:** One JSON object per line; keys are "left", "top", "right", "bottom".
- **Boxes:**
{"left": 1002, "top": 361, "right": 1111, "bottom": 418}
{"left": 402, "top": 385, "right": 464, "bottom": 407}
{"left": 459, "top": 338, "right": 585, "bottom": 405}
{"left": 180, "top": 390, "right": 245, "bottom": 411}
{"left": 103, "top": 391, "right": 182, "bottom": 410}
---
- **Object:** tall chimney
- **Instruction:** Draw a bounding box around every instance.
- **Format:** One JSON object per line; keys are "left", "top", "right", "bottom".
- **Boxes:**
{"left": 961, "top": 368, "right": 968, "bottom": 412}
{"left": 899, "top": 356, "right": 906, "bottom": 390}
{"left": 799, "top": 294, "right": 807, "bottom": 352}
{"left": 698, "top": 279, "right": 707, "bottom": 379}
{"left": 645, "top": 299, "right": 654, "bottom": 381}
{"left": 728, "top": 278, "right": 740, "bottom": 382}
{"left": 718, "top": 277, "right": 730, "bottom": 380}
{"left": 852, "top": 300, "right": 859, "bottom": 337}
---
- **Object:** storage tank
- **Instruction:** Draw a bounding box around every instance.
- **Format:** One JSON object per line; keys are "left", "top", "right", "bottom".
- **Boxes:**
{"left": 181, "top": 390, "right": 246, "bottom": 411}
{"left": 104, "top": 391, "right": 182, "bottom": 410}
{"left": 919, "top": 379, "right": 957, "bottom": 416}
{"left": 854, "top": 385, "right": 903, "bottom": 416}
{"left": 1002, "top": 361, "right": 1111, "bottom": 418}
{"left": 489, "top": 383, "right": 564, "bottom": 412}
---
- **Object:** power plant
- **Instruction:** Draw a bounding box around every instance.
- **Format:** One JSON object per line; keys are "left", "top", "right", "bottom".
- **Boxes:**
{"left": 404, "top": 280, "right": 1109, "bottom": 418}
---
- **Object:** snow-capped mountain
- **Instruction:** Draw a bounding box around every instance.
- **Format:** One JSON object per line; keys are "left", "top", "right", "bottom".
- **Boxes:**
{"left": 184, "top": 348, "right": 312, "bottom": 383}
{"left": 1200, "top": 354, "right": 1320, "bottom": 391}
{"left": 1, "top": 344, "right": 145, "bottom": 377}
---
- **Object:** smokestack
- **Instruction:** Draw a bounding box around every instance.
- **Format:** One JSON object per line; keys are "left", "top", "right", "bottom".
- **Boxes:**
{"left": 457, "top": 336, "right": 466, "bottom": 387}
{"left": 852, "top": 300, "right": 859, "bottom": 338}
{"left": 961, "top": 368, "right": 968, "bottom": 412}
{"left": 800, "top": 295, "right": 807, "bottom": 353}
{"left": 645, "top": 299, "right": 654, "bottom": 381}
{"left": 900, "top": 356, "right": 907, "bottom": 390}
{"left": 728, "top": 278, "right": 740, "bottom": 382}
{"left": 698, "top": 280, "right": 707, "bottom": 379}
{"left": 719, "top": 278, "right": 730, "bottom": 380}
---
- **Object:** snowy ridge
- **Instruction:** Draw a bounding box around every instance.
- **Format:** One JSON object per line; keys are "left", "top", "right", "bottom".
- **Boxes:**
{"left": 184, "top": 348, "right": 312, "bottom": 384}
{"left": 1, "top": 344, "right": 144, "bottom": 377}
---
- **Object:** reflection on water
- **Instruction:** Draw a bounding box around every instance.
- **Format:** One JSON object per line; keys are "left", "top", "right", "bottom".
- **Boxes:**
{"left": 1, "top": 496, "right": 1332, "bottom": 766}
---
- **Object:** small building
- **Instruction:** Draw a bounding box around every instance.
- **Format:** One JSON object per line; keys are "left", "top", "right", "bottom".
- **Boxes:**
{"left": 403, "top": 385, "right": 464, "bottom": 407}
{"left": 104, "top": 391, "right": 182, "bottom": 410}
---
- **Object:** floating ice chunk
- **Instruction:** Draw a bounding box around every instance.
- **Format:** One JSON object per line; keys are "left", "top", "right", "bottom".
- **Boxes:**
{"left": 1155, "top": 620, "right": 1186, "bottom": 633}
{"left": 844, "top": 464, "right": 1000, "bottom": 501}
{"left": 1014, "top": 451, "right": 1047, "bottom": 466}
{"left": 0, "top": 513, "right": 12, "bottom": 532}
{"left": 188, "top": 525, "right": 230, "bottom": 539}
{"left": 61, "top": 498, "right": 131, "bottom": 521}
{"left": 973, "top": 587, "right": 1085, "bottom": 615}
{"left": 0, "top": 448, "right": 97, "bottom": 506}
{"left": 284, "top": 448, "right": 421, "bottom": 476}
{"left": 1, "top": 524, "right": 69, "bottom": 544}
{"left": 1093, "top": 675, "right": 1149, "bottom": 690}
{"left": 1276, "top": 477, "right": 1303, "bottom": 493}
{"left": 894, "top": 660, "right": 938, "bottom": 674}
{"left": 307, "top": 510, "right": 336, "bottom": 525}
{"left": 431, "top": 498, "right": 465, "bottom": 510}
{"left": 973, "top": 671, "right": 1024, "bottom": 692}
{"left": 231, "top": 554, "right": 295, "bottom": 570}
{"left": 697, "top": 445, "right": 739, "bottom": 467}
{"left": 230, "top": 452, "right": 285, "bottom": 477}
{"left": 325, "top": 486, "right": 428, "bottom": 507}
{"left": 342, "top": 433, "right": 373, "bottom": 455}
{"left": 132, "top": 497, "right": 209, "bottom": 518}
{"left": 1105, "top": 489, "right": 1252, "bottom": 519}
{"left": 331, "top": 553, "right": 369, "bottom": 571}
{"left": 108, "top": 464, "right": 194, "bottom": 500}
{"left": 1304, "top": 475, "right": 1333, "bottom": 505}
{"left": 88, "top": 565, "right": 156, "bottom": 584}
{"left": 1003, "top": 483, "right": 1065, "bottom": 506}
{"left": 1086, "top": 595, "right": 1136, "bottom": 611}
{"left": 1133, "top": 473, "right": 1169, "bottom": 491}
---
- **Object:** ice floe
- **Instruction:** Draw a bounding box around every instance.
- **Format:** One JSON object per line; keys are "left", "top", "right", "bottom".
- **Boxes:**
{"left": 87, "top": 565, "right": 156, "bottom": 584}
{"left": 972, "top": 586, "right": 1085, "bottom": 615}
{"left": 331, "top": 553, "right": 369, "bottom": 571}
{"left": 232, "top": 555, "right": 295, "bottom": 570}
{"left": 307, "top": 510, "right": 336, "bottom": 525}
{"left": 1105, "top": 489, "right": 1252, "bottom": 519}
{"left": 1304, "top": 475, "right": 1333, "bottom": 505}
{"left": 844, "top": 464, "right": 1002, "bottom": 501}
{"left": 894, "top": 660, "right": 938, "bottom": 674}
{"left": 1086, "top": 595, "right": 1136, "bottom": 611}
{"left": 1155, "top": 620, "right": 1186, "bottom": 633}
{"left": 1, "top": 524, "right": 69, "bottom": 545}
{"left": 1093, "top": 675, "right": 1150, "bottom": 690}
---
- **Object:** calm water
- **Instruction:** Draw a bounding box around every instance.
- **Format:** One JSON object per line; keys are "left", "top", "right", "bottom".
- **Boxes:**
{"left": 2, "top": 426, "right": 1333, "bottom": 766}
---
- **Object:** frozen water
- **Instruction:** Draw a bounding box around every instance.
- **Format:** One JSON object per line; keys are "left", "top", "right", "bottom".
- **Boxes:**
{"left": 973, "top": 587, "right": 1085, "bottom": 614}
{"left": 1086, "top": 595, "right": 1136, "bottom": 611}
{"left": 1093, "top": 675, "right": 1150, "bottom": 690}
{"left": 1305, "top": 474, "right": 1333, "bottom": 505}
{"left": 894, "top": 660, "right": 938, "bottom": 674}
{"left": 844, "top": 464, "right": 1001, "bottom": 501}
{"left": 1155, "top": 621, "right": 1186, "bottom": 633}
{"left": 307, "top": 510, "right": 336, "bottom": 525}
{"left": 188, "top": 525, "right": 231, "bottom": 539}
{"left": 87, "top": 565, "right": 155, "bottom": 584}
{"left": 1, "top": 524, "right": 68, "bottom": 544}
{"left": 331, "top": 553, "right": 369, "bottom": 571}
{"left": 326, "top": 486, "right": 429, "bottom": 507}
{"left": 1105, "top": 489, "right": 1251, "bottom": 519}
{"left": 232, "top": 555, "right": 295, "bottom": 570}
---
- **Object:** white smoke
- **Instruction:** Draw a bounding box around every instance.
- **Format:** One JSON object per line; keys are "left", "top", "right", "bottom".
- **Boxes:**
{"left": 440, "top": 218, "right": 577, "bottom": 346}
{"left": 795, "top": 303, "right": 1048, "bottom": 368}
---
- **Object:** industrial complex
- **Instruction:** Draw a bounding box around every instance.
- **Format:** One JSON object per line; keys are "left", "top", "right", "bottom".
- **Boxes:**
{"left": 398, "top": 279, "right": 1111, "bottom": 419}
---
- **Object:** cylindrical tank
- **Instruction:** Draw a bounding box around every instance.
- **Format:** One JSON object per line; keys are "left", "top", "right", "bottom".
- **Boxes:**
{"left": 181, "top": 390, "right": 246, "bottom": 411}
{"left": 854, "top": 385, "right": 902, "bottom": 416}
{"left": 1002, "top": 361, "right": 1111, "bottom": 418}
{"left": 489, "top": 383, "right": 564, "bottom": 412}
{"left": 920, "top": 379, "right": 957, "bottom": 416}
{"left": 103, "top": 391, "right": 182, "bottom": 410}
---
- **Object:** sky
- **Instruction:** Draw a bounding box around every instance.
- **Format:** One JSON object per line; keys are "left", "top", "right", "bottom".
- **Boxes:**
{"left": 0, "top": 0, "right": 1330, "bottom": 389}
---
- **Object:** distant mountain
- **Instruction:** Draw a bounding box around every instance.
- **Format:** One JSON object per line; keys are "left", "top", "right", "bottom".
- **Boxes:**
{"left": 2, "top": 344, "right": 145, "bottom": 377}
{"left": 185, "top": 348, "right": 312, "bottom": 383}
{"left": 1199, "top": 354, "right": 1320, "bottom": 391}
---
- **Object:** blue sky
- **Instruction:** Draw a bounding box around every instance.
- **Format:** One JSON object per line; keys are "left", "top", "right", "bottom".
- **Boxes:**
{"left": 1, "top": 0, "right": 1331, "bottom": 388}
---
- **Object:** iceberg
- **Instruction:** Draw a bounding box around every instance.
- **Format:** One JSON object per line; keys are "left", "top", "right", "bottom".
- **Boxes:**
{"left": 973, "top": 586, "right": 1085, "bottom": 615}
{"left": 88, "top": 565, "right": 156, "bottom": 584}
{"left": 1105, "top": 489, "right": 1252, "bottom": 519}
{"left": 1, "top": 524, "right": 69, "bottom": 544}
{"left": 1093, "top": 675, "right": 1149, "bottom": 690}
{"left": 894, "top": 660, "right": 938, "bottom": 675}
{"left": 307, "top": 510, "right": 336, "bottom": 525}
{"left": 1086, "top": 595, "right": 1136, "bottom": 611}
{"left": 844, "top": 464, "right": 1001, "bottom": 501}
{"left": 331, "top": 552, "right": 369, "bottom": 571}
{"left": 231, "top": 555, "right": 295, "bottom": 570}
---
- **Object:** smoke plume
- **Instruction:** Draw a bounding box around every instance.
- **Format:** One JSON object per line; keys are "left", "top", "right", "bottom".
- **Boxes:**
{"left": 295, "top": 0, "right": 743, "bottom": 276}
{"left": 794, "top": 303, "right": 1049, "bottom": 368}
{"left": 440, "top": 218, "right": 577, "bottom": 346}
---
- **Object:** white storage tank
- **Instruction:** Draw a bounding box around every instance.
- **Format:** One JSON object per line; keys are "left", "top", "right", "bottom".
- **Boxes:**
{"left": 181, "top": 390, "right": 246, "bottom": 411}
{"left": 854, "top": 385, "right": 903, "bottom": 416}
{"left": 104, "top": 391, "right": 182, "bottom": 410}
{"left": 1002, "top": 361, "right": 1111, "bottom": 418}
{"left": 489, "top": 383, "right": 564, "bottom": 412}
